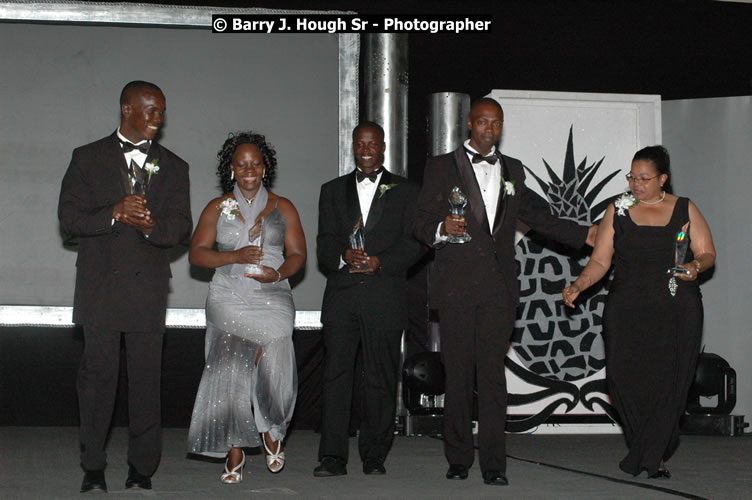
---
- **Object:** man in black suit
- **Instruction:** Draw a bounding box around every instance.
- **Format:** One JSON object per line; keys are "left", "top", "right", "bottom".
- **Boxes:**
{"left": 413, "top": 98, "right": 596, "bottom": 486}
{"left": 58, "top": 81, "right": 192, "bottom": 493}
{"left": 314, "top": 122, "right": 424, "bottom": 477}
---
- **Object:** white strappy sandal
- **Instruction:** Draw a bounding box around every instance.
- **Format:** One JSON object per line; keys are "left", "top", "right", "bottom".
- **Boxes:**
{"left": 263, "top": 439, "right": 285, "bottom": 473}
{"left": 220, "top": 450, "right": 245, "bottom": 484}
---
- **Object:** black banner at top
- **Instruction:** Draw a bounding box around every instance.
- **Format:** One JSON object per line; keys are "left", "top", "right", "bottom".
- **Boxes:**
{"left": 211, "top": 14, "right": 492, "bottom": 34}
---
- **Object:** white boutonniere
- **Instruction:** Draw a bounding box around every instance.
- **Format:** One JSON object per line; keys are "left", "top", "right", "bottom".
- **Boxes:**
{"left": 218, "top": 197, "right": 241, "bottom": 220}
{"left": 504, "top": 180, "right": 516, "bottom": 196}
{"left": 614, "top": 192, "right": 639, "bottom": 216}
{"left": 144, "top": 159, "right": 160, "bottom": 184}
{"left": 378, "top": 183, "right": 398, "bottom": 198}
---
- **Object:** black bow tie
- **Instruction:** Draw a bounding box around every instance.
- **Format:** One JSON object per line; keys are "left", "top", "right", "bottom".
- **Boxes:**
{"left": 466, "top": 148, "right": 497, "bottom": 164}
{"left": 356, "top": 167, "right": 383, "bottom": 183}
{"left": 120, "top": 140, "right": 150, "bottom": 155}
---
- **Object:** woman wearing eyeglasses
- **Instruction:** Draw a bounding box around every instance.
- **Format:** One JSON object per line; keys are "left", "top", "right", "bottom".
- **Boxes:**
{"left": 563, "top": 145, "right": 716, "bottom": 479}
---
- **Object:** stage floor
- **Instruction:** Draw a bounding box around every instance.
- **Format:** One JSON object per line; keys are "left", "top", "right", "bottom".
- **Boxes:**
{"left": 0, "top": 427, "right": 749, "bottom": 499}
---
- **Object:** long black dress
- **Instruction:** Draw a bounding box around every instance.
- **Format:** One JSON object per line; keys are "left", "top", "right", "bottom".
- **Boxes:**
{"left": 603, "top": 196, "right": 702, "bottom": 476}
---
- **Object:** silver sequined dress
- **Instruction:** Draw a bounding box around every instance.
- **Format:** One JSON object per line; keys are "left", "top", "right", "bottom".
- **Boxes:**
{"left": 188, "top": 208, "right": 297, "bottom": 457}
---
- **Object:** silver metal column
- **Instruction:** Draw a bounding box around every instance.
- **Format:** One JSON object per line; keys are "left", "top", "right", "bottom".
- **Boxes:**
{"left": 427, "top": 92, "right": 471, "bottom": 157}
{"left": 362, "top": 33, "right": 409, "bottom": 421}
{"left": 362, "top": 33, "right": 408, "bottom": 176}
{"left": 425, "top": 91, "right": 470, "bottom": 353}
{"left": 400, "top": 93, "right": 472, "bottom": 430}
{"left": 338, "top": 33, "right": 360, "bottom": 176}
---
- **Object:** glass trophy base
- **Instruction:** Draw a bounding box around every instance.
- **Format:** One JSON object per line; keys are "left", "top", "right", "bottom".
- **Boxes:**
{"left": 349, "top": 262, "right": 369, "bottom": 272}
{"left": 667, "top": 266, "right": 691, "bottom": 276}
{"left": 245, "top": 264, "right": 263, "bottom": 275}
{"left": 447, "top": 233, "right": 472, "bottom": 244}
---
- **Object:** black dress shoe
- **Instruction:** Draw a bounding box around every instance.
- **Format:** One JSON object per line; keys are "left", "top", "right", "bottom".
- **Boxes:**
{"left": 125, "top": 466, "right": 152, "bottom": 490}
{"left": 446, "top": 464, "right": 468, "bottom": 480}
{"left": 362, "top": 458, "right": 386, "bottom": 475}
{"left": 648, "top": 468, "right": 671, "bottom": 479}
{"left": 313, "top": 456, "right": 347, "bottom": 477}
{"left": 80, "top": 469, "right": 107, "bottom": 493}
{"left": 482, "top": 470, "right": 509, "bottom": 486}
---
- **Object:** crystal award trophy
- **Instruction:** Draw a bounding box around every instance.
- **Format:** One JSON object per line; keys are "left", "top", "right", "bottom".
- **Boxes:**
{"left": 129, "top": 160, "right": 147, "bottom": 198}
{"left": 447, "top": 186, "right": 472, "bottom": 244}
{"left": 245, "top": 217, "right": 265, "bottom": 275}
{"left": 666, "top": 226, "right": 690, "bottom": 297}
{"left": 667, "top": 227, "right": 691, "bottom": 276}
{"left": 348, "top": 216, "right": 368, "bottom": 272}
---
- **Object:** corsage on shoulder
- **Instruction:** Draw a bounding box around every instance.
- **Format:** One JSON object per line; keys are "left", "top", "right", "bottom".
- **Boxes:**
{"left": 378, "top": 183, "right": 398, "bottom": 198}
{"left": 144, "top": 160, "right": 159, "bottom": 182}
{"left": 614, "top": 192, "right": 639, "bottom": 216}
{"left": 503, "top": 180, "right": 515, "bottom": 196}
{"left": 218, "top": 197, "right": 241, "bottom": 220}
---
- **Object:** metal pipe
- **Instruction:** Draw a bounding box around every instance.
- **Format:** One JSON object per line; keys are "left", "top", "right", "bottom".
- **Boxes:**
{"left": 427, "top": 92, "right": 471, "bottom": 157}
{"left": 362, "top": 33, "right": 408, "bottom": 176}
{"left": 362, "top": 33, "right": 409, "bottom": 418}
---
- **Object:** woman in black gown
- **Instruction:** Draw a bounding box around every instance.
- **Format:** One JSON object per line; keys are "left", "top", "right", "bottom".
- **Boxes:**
{"left": 563, "top": 146, "right": 716, "bottom": 478}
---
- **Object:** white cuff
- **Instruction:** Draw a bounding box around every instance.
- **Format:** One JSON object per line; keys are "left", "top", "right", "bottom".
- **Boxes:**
{"left": 434, "top": 222, "right": 449, "bottom": 245}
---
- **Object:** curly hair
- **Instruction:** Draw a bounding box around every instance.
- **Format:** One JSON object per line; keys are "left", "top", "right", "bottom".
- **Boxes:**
{"left": 216, "top": 131, "right": 278, "bottom": 194}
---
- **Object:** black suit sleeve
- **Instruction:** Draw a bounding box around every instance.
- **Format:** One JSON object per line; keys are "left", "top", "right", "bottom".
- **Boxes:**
{"left": 413, "top": 157, "right": 448, "bottom": 248}
{"left": 316, "top": 182, "right": 347, "bottom": 276}
{"left": 58, "top": 148, "right": 117, "bottom": 238}
{"left": 375, "top": 183, "right": 426, "bottom": 276}
{"left": 517, "top": 176, "right": 588, "bottom": 249}
{"left": 145, "top": 160, "right": 192, "bottom": 248}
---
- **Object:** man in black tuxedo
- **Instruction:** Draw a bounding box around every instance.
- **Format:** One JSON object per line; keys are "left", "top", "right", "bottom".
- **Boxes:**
{"left": 58, "top": 81, "right": 192, "bottom": 493}
{"left": 314, "top": 122, "right": 424, "bottom": 477}
{"left": 413, "top": 98, "right": 596, "bottom": 486}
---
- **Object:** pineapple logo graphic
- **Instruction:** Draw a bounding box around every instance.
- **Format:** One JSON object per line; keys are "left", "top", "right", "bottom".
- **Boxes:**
{"left": 508, "top": 126, "right": 621, "bottom": 430}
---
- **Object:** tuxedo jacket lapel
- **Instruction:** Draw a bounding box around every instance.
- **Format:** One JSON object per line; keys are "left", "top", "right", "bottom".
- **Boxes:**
{"left": 143, "top": 145, "right": 162, "bottom": 196}
{"left": 364, "top": 169, "right": 392, "bottom": 234}
{"left": 454, "top": 148, "right": 489, "bottom": 233}
{"left": 345, "top": 171, "right": 362, "bottom": 230}
{"left": 492, "top": 155, "right": 511, "bottom": 235}
{"left": 105, "top": 133, "right": 132, "bottom": 197}
{"left": 108, "top": 132, "right": 165, "bottom": 197}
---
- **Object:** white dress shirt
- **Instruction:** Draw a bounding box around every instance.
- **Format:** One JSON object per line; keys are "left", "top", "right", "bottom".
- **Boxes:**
{"left": 114, "top": 129, "right": 152, "bottom": 233}
{"left": 339, "top": 168, "right": 384, "bottom": 268}
{"left": 356, "top": 168, "right": 383, "bottom": 226}
{"left": 434, "top": 140, "right": 502, "bottom": 243}
{"left": 116, "top": 129, "right": 150, "bottom": 171}
{"left": 465, "top": 139, "right": 501, "bottom": 231}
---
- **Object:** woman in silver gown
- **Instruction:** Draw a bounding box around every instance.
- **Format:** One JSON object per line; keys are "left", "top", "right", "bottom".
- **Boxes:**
{"left": 187, "top": 132, "right": 306, "bottom": 483}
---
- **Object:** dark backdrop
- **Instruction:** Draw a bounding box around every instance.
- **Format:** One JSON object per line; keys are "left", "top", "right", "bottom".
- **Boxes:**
{"left": 131, "top": 0, "right": 751, "bottom": 183}
{"left": 0, "top": 327, "right": 324, "bottom": 429}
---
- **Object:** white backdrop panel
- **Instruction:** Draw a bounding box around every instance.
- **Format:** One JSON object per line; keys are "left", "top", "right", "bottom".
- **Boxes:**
{"left": 489, "top": 90, "right": 660, "bottom": 431}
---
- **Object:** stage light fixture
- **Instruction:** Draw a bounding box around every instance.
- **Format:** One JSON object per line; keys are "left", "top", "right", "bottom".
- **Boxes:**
{"left": 686, "top": 352, "right": 736, "bottom": 415}
{"left": 402, "top": 352, "right": 445, "bottom": 396}
{"left": 681, "top": 352, "right": 748, "bottom": 436}
{"left": 400, "top": 352, "right": 445, "bottom": 435}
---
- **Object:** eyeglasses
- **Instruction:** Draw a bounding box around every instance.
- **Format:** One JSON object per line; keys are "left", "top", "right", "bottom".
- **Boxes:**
{"left": 625, "top": 173, "right": 659, "bottom": 183}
